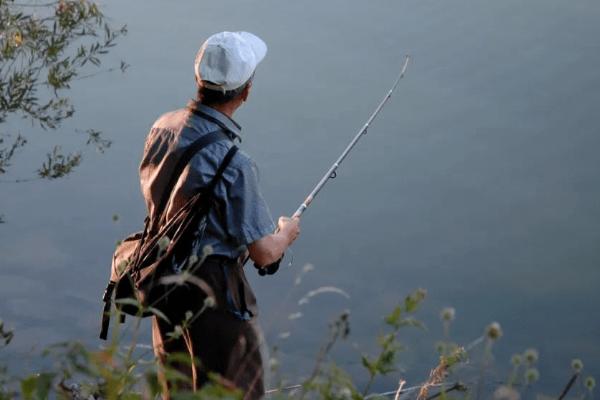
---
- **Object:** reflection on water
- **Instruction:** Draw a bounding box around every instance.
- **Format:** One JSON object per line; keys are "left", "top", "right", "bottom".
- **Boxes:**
{"left": 1, "top": 0, "right": 599, "bottom": 390}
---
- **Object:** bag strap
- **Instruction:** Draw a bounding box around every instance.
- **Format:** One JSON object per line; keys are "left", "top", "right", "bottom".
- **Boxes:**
{"left": 151, "top": 129, "right": 230, "bottom": 232}
{"left": 206, "top": 144, "right": 238, "bottom": 193}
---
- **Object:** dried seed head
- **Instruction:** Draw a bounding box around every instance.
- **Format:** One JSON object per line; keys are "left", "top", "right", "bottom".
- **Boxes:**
{"left": 440, "top": 307, "right": 456, "bottom": 322}
{"left": 571, "top": 358, "right": 584, "bottom": 373}
{"left": 511, "top": 354, "right": 522, "bottom": 367}
{"left": 485, "top": 322, "right": 503, "bottom": 341}
{"left": 585, "top": 376, "right": 596, "bottom": 391}
{"left": 525, "top": 368, "right": 540, "bottom": 384}
{"left": 524, "top": 348, "right": 539, "bottom": 365}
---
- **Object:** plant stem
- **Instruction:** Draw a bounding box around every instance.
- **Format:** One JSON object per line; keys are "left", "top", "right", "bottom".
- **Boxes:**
{"left": 558, "top": 373, "right": 579, "bottom": 400}
{"left": 425, "top": 382, "right": 465, "bottom": 400}
{"left": 475, "top": 339, "right": 493, "bottom": 400}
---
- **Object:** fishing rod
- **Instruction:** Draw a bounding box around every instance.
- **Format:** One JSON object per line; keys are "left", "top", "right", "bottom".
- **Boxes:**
{"left": 291, "top": 55, "right": 411, "bottom": 219}
{"left": 255, "top": 56, "right": 411, "bottom": 275}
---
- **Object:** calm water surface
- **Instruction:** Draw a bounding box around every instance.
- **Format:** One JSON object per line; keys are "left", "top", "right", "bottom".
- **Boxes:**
{"left": 1, "top": 0, "right": 599, "bottom": 392}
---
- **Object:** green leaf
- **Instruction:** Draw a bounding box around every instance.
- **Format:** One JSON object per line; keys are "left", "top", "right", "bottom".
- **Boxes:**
{"left": 398, "top": 317, "right": 426, "bottom": 330}
{"left": 384, "top": 306, "right": 402, "bottom": 328}
{"left": 361, "top": 355, "right": 377, "bottom": 376}
{"left": 20, "top": 373, "right": 54, "bottom": 400}
{"left": 114, "top": 298, "right": 141, "bottom": 308}
{"left": 404, "top": 288, "right": 427, "bottom": 313}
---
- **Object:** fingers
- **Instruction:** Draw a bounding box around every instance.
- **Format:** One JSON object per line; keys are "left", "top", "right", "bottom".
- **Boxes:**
{"left": 277, "top": 215, "right": 300, "bottom": 244}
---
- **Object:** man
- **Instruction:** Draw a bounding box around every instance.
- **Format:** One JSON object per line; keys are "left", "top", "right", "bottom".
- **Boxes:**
{"left": 139, "top": 31, "right": 300, "bottom": 399}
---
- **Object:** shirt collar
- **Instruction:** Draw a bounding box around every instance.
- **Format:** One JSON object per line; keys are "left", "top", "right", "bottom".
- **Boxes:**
{"left": 187, "top": 101, "right": 242, "bottom": 142}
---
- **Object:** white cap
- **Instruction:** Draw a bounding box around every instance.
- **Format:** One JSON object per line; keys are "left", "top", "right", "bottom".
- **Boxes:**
{"left": 194, "top": 31, "right": 267, "bottom": 92}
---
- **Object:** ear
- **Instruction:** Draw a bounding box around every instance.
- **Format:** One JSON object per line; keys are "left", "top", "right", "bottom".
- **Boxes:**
{"left": 241, "top": 80, "right": 252, "bottom": 102}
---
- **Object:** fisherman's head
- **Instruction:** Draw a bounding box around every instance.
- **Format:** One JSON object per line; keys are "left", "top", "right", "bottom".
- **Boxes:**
{"left": 194, "top": 31, "right": 267, "bottom": 108}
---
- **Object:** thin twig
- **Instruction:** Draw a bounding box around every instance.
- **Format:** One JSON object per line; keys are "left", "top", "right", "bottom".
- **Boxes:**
{"left": 394, "top": 380, "right": 406, "bottom": 400}
{"left": 558, "top": 373, "right": 579, "bottom": 400}
{"left": 8, "top": 1, "right": 60, "bottom": 7}
{"left": 362, "top": 382, "right": 458, "bottom": 399}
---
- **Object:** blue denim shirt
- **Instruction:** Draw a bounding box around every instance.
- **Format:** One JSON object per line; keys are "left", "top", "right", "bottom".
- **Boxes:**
{"left": 139, "top": 102, "right": 276, "bottom": 260}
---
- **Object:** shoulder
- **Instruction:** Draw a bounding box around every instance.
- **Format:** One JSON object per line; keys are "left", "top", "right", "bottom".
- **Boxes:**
{"left": 229, "top": 146, "right": 259, "bottom": 178}
{"left": 143, "top": 109, "right": 192, "bottom": 152}
{"left": 205, "top": 142, "right": 259, "bottom": 185}
{"left": 151, "top": 109, "right": 189, "bottom": 132}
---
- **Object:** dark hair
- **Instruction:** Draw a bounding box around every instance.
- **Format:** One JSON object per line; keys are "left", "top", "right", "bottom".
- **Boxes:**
{"left": 196, "top": 79, "right": 251, "bottom": 106}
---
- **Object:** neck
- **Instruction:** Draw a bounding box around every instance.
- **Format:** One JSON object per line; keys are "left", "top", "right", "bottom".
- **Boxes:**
{"left": 210, "top": 101, "right": 240, "bottom": 118}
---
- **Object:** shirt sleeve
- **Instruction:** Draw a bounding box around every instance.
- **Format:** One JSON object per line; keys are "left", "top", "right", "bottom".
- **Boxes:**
{"left": 225, "top": 158, "right": 276, "bottom": 246}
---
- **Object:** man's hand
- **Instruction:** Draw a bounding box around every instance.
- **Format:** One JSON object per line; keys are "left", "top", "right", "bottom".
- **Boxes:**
{"left": 248, "top": 215, "right": 301, "bottom": 267}
{"left": 277, "top": 216, "right": 300, "bottom": 245}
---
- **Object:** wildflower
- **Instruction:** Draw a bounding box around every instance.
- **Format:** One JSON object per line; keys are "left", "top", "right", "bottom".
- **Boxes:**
{"left": 13, "top": 31, "right": 22, "bottom": 47}
{"left": 288, "top": 312, "right": 303, "bottom": 320}
{"left": 202, "top": 244, "right": 213, "bottom": 256}
{"left": 185, "top": 311, "right": 193, "bottom": 321}
{"left": 204, "top": 296, "right": 216, "bottom": 309}
{"left": 338, "top": 387, "right": 353, "bottom": 400}
{"left": 485, "top": 322, "right": 503, "bottom": 341}
{"left": 269, "top": 357, "right": 279, "bottom": 369}
{"left": 511, "top": 354, "right": 522, "bottom": 366}
{"left": 278, "top": 332, "right": 291, "bottom": 339}
{"left": 167, "top": 325, "right": 183, "bottom": 340}
{"left": 571, "top": 358, "right": 584, "bottom": 373}
{"left": 523, "top": 348, "right": 538, "bottom": 365}
{"left": 445, "top": 347, "right": 467, "bottom": 367}
{"left": 440, "top": 307, "right": 456, "bottom": 322}
{"left": 525, "top": 368, "right": 540, "bottom": 384}
{"left": 116, "top": 259, "right": 128, "bottom": 275}
{"left": 303, "top": 263, "right": 315, "bottom": 273}
{"left": 188, "top": 255, "right": 198, "bottom": 267}
{"left": 435, "top": 341, "right": 446, "bottom": 354}
{"left": 493, "top": 385, "right": 520, "bottom": 400}
{"left": 585, "top": 376, "right": 596, "bottom": 391}
{"left": 157, "top": 236, "right": 171, "bottom": 252}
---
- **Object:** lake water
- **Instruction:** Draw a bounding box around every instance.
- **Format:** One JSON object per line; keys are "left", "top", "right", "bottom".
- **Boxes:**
{"left": 1, "top": 0, "right": 599, "bottom": 394}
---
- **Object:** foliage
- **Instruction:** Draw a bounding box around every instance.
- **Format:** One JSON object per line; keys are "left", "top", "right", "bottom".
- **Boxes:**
{"left": 0, "top": 289, "right": 597, "bottom": 400}
{"left": 0, "top": 0, "right": 127, "bottom": 184}
{"left": 359, "top": 289, "right": 427, "bottom": 395}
